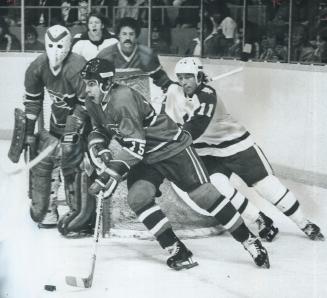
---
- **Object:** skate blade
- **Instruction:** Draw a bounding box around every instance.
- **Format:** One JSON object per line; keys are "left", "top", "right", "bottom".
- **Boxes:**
{"left": 261, "top": 256, "right": 270, "bottom": 269}
{"left": 173, "top": 261, "right": 199, "bottom": 271}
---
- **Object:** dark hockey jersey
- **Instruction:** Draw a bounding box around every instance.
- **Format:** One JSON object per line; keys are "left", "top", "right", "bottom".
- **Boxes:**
{"left": 86, "top": 84, "right": 192, "bottom": 167}
{"left": 96, "top": 43, "right": 171, "bottom": 89}
{"left": 24, "top": 52, "right": 87, "bottom": 136}
{"left": 165, "top": 84, "right": 254, "bottom": 157}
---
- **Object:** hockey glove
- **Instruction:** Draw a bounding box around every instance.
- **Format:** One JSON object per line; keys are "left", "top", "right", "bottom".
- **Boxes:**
{"left": 88, "top": 169, "right": 120, "bottom": 198}
{"left": 89, "top": 143, "right": 112, "bottom": 171}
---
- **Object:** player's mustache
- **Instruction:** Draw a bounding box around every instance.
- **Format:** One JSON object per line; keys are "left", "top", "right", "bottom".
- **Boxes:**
{"left": 124, "top": 40, "right": 132, "bottom": 44}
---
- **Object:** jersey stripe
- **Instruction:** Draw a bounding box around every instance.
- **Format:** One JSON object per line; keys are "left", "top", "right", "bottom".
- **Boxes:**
{"left": 185, "top": 147, "right": 208, "bottom": 184}
{"left": 253, "top": 144, "right": 273, "bottom": 175}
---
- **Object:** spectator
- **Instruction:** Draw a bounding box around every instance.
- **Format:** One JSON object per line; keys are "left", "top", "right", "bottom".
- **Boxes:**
{"left": 59, "top": 0, "right": 77, "bottom": 26}
{"left": 72, "top": 11, "right": 118, "bottom": 60}
{"left": 315, "top": 27, "right": 327, "bottom": 63}
{"left": 290, "top": 23, "right": 318, "bottom": 63}
{"left": 151, "top": 24, "right": 171, "bottom": 54}
{"left": 0, "top": 16, "right": 20, "bottom": 51}
{"left": 25, "top": 0, "right": 62, "bottom": 26}
{"left": 174, "top": 0, "right": 199, "bottom": 28}
{"left": 24, "top": 25, "right": 44, "bottom": 51}
{"left": 259, "top": 28, "right": 287, "bottom": 62}
{"left": 116, "top": 0, "right": 145, "bottom": 21}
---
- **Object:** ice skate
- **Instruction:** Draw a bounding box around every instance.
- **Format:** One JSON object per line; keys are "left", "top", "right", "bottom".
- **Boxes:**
{"left": 243, "top": 235, "right": 270, "bottom": 268}
{"left": 166, "top": 241, "right": 198, "bottom": 271}
{"left": 302, "top": 221, "right": 325, "bottom": 241}
{"left": 256, "top": 212, "right": 279, "bottom": 242}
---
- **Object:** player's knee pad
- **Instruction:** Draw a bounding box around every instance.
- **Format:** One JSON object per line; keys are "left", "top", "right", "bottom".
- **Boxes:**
{"left": 210, "top": 173, "right": 235, "bottom": 198}
{"left": 188, "top": 183, "right": 222, "bottom": 211}
{"left": 127, "top": 180, "right": 156, "bottom": 214}
{"left": 253, "top": 175, "right": 287, "bottom": 204}
{"left": 58, "top": 170, "right": 96, "bottom": 236}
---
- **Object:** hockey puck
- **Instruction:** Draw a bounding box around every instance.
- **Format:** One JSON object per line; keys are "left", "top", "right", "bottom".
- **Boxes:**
{"left": 44, "top": 284, "right": 56, "bottom": 291}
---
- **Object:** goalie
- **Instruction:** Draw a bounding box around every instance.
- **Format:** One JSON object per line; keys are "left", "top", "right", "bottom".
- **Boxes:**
{"left": 8, "top": 25, "right": 95, "bottom": 235}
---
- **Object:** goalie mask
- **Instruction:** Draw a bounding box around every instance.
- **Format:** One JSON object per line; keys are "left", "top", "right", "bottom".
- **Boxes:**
{"left": 81, "top": 58, "right": 115, "bottom": 104}
{"left": 45, "top": 25, "right": 72, "bottom": 76}
{"left": 174, "top": 57, "right": 204, "bottom": 85}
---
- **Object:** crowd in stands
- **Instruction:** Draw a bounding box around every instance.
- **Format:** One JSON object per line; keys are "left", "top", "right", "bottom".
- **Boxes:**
{"left": 0, "top": 0, "right": 327, "bottom": 64}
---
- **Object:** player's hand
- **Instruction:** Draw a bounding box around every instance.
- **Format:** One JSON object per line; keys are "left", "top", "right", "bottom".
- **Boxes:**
{"left": 89, "top": 172, "right": 118, "bottom": 198}
{"left": 89, "top": 143, "right": 112, "bottom": 171}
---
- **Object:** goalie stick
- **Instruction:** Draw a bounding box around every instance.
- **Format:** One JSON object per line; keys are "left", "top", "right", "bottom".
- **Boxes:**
{"left": 65, "top": 190, "right": 106, "bottom": 288}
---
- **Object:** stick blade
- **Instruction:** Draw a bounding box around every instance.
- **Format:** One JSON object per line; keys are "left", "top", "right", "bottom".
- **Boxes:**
{"left": 65, "top": 275, "right": 92, "bottom": 288}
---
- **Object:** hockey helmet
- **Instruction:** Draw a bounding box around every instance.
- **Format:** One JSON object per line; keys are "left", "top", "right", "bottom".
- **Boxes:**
{"left": 174, "top": 57, "right": 203, "bottom": 76}
{"left": 45, "top": 25, "right": 72, "bottom": 75}
{"left": 81, "top": 58, "right": 115, "bottom": 86}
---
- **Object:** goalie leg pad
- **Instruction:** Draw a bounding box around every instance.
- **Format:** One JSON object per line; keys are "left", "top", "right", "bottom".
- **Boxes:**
{"left": 29, "top": 132, "right": 60, "bottom": 223}
{"left": 58, "top": 168, "right": 96, "bottom": 236}
{"left": 61, "top": 133, "right": 84, "bottom": 177}
{"left": 29, "top": 160, "right": 53, "bottom": 223}
{"left": 8, "top": 108, "right": 26, "bottom": 163}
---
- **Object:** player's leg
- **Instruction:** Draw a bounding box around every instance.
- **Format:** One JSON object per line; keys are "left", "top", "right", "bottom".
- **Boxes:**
{"left": 157, "top": 146, "right": 270, "bottom": 268}
{"left": 127, "top": 163, "right": 198, "bottom": 270}
{"left": 233, "top": 144, "right": 324, "bottom": 241}
{"left": 201, "top": 155, "right": 278, "bottom": 242}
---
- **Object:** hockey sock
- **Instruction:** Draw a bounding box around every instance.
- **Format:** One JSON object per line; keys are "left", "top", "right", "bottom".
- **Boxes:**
{"left": 232, "top": 193, "right": 260, "bottom": 224}
{"left": 230, "top": 222, "right": 252, "bottom": 243}
{"left": 136, "top": 202, "right": 175, "bottom": 248}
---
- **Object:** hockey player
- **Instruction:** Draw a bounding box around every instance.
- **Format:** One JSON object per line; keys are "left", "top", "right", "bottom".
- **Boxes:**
{"left": 81, "top": 57, "right": 270, "bottom": 269}
{"left": 165, "top": 57, "right": 324, "bottom": 241}
{"left": 96, "top": 17, "right": 173, "bottom": 94}
{"left": 9, "top": 25, "right": 95, "bottom": 234}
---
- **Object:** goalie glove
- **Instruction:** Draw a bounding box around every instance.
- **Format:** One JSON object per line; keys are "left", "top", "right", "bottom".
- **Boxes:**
{"left": 88, "top": 168, "right": 120, "bottom": 198}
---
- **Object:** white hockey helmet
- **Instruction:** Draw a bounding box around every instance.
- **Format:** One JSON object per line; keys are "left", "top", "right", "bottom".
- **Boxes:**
{"left": 174, "top": 57, "right": 204, "bottom": 84}
{"left": 45, "top": 25, "right": 72, "bottom": 75}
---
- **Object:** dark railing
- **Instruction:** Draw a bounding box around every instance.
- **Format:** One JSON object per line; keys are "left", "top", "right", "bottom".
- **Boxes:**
{"left": 0, "top": 0, "right": 326, "bottom": 66}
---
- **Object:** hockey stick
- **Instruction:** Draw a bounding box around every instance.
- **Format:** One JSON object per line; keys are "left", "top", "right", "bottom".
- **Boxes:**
{"left": 6, "top": 142, "right": 58, "bottom": 175}
{"left": 65, "top": 191, "right": 105, "bottom": 288}
{"left": 208, "top": 67, "right": 243, "bottom": 82}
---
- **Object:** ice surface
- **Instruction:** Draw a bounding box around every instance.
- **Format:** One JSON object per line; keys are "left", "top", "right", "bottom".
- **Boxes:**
{"left": 0, "top": 140, "right": 326, "bottom": 298}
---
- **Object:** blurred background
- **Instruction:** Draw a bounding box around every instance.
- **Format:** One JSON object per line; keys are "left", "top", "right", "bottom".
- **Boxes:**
{"left": 0, "top": 0, "right": 327, "bottom": 64}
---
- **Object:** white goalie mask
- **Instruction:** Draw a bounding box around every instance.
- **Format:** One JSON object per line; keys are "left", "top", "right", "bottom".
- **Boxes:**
{"left": 45, "top": 25, "right": 72, "bottom": 76}
{"left": 174, "top": 57, "right": 204, "bottom": 85}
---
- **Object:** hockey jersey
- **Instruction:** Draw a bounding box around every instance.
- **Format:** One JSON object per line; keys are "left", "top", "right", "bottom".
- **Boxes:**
{"left": 86, "top": 84, "right": 192, "bottom": 168}
{"left": 24, "top": 52, "right": 87, "bottom": 136}
{"left": 165, "top": 84, "right": 254, "bottom": 157}
{"left": 72, "top": 31, "right": 118, "bottom": 61}
{"left": 96, "top": 43, "right": 171, "bottom": 89}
